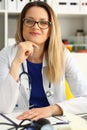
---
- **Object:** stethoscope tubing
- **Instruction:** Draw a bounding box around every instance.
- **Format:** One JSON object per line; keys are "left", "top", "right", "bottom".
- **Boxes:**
{"left": 19, "top": 63, "right": 54, "bottom": 97}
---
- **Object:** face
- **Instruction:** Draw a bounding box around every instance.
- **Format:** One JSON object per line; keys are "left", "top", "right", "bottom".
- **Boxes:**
{"left": 22, "top": 6, "right": 51, "bottom": 47}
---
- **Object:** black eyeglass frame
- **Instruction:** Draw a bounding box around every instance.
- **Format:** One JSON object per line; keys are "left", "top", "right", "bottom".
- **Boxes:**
{"left": 23, "top": 18, "right": 51, "bottom": 29}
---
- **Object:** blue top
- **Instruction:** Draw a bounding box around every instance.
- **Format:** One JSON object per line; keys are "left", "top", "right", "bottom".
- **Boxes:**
{"left": 27, "top": 60, "right": 49, "bottom": 108}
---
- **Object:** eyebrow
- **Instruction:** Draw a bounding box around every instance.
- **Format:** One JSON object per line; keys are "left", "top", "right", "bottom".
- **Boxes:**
{"left": 25, "top": 17, "right": 49, "bottom": 21}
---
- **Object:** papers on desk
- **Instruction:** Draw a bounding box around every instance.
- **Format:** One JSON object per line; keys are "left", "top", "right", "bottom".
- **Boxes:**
{"left": 82, "top": 115, "right": 87, "bottom": 121}
{"left": 0, "top": 111, "right": 31, "bottom": 130}
{"left": 47, "top": 116, "right": 69, "bottom": 125}
{"left": 0, "top": 111, "right": 69, "bottom": 130}
{"left": 77, "top": 113, "right": 87, "bottom": 121}
{"left": 48, "top": 116, "right": 71, "bottom": 130}
{"left": 0, "top": 113, "right": 69, "bottom": 125}
{"left": 1, "top": 112, "right": 69, "bottom": 125}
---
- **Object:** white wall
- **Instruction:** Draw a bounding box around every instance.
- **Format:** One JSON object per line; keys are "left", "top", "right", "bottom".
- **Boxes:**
{"left": 72, "top": 52, "right": 87, "bottom": 80}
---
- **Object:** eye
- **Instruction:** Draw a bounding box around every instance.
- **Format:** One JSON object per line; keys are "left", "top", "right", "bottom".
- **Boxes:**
{"left": 40, "top": 21, "right": 49, "bottom": 26}
{"left": 25, "top": 19, "right": 34, "bottom": 25}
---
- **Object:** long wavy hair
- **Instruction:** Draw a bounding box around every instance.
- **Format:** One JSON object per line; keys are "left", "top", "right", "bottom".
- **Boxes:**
{"left": 15, "top": 1, "right": 65, "bottom": 84}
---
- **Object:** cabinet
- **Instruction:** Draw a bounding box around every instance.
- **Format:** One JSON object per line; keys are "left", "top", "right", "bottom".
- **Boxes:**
{"left": 0, "top": 0, "right": 29, "bottom": 50}
{"left": 0, "top": 0, "right": 87, "bottom": 51}
{"left": 48, "top": 0, "right": 87, "bottom": 52}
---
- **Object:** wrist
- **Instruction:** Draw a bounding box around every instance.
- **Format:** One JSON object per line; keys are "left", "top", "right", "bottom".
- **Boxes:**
{"left": 9, "top": 60, "right": 21, "bottom": 81}
{"left": 50, "top": 104, "right": 63, "bottom": 116}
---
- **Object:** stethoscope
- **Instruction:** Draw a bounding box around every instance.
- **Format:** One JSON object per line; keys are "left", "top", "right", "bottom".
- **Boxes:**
{"left": 19, "top": 63, "right": 54, "bottom": 97}
{"left": 19, "top": 63, "right": 31, "bottom": 89}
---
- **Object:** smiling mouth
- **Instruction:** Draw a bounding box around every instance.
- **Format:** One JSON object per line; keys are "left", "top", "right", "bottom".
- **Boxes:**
{"left": 30, "top": 32, "right": 40, "bottom": 36}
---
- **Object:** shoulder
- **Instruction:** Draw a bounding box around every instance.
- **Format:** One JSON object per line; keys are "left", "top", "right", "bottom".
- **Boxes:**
{"left": 64, "top": 48, "right": 73, "bottom": 62}
{"left": 0, "top": 44, "right": 18, "bottom": 62}
{"left": 64, "top": 48, "right": 77, "bottom": 71}
{"left": 0, "top": 44, "right": 18, "bottom": 56}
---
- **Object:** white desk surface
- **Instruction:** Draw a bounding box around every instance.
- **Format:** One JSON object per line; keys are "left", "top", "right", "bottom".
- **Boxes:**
{"left": 0, "top": 111, "right": 87, "bottom": 130}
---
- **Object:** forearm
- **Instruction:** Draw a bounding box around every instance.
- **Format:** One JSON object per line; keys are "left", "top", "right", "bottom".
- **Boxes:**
{"left": 9, "top": 59, "right": 21, "bottom": 82}
{"left": 0, "top": 74, "right": 19, "bottom": 113}
{"left": 58, "top": 97, "right": 87, "bottom": 114}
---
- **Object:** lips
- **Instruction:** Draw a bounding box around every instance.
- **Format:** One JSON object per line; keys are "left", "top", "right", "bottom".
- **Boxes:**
{"left": 29, "top": 32, "right": 40, "bottom": 36}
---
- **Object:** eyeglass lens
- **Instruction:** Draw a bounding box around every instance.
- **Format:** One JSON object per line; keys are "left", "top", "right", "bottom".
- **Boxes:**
{"left": 23, "top": 18, "right": 51, "bottom": 29}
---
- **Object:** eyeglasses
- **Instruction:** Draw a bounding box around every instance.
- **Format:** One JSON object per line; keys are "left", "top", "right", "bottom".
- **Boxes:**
{"left": 23, "top": 18, "right": 51, "bottom": 29}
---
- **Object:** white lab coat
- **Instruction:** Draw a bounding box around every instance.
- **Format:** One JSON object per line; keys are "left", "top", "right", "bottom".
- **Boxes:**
{"left": 0, "top": 44, "right": 87, "bottom": 114}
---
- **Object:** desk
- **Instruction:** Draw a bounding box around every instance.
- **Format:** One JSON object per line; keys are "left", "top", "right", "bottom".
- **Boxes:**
{"left": 54, "top": 113, "right": 87, "bottom": 130}
{"left": 0, "top": 111, "right": 87, "bottom": 130}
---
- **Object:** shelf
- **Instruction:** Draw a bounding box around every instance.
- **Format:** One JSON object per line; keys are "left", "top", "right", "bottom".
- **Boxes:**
{"left": 57, "top": 13, "right": 87, "bottom": 19}
{"left": 0, "top": 10, "right": 6, "bottom": 13}
{"left": 0, "top": 0, "right": 87, "bottom": 51}
{"left": 7, "top": 11, "right": 20, "bottom": 14}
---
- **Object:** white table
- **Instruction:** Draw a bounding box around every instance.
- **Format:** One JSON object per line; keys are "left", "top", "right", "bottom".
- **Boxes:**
{"left": 54, "top": 112, "right": 87, "bottom": 130}
{"left": 0, "top": 111, "right": 87, "bottom": 130}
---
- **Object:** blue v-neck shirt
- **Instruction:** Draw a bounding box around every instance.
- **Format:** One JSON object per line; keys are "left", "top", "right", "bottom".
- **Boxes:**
{"left": 27, "top": 60, "right": 49, "bottom": 108}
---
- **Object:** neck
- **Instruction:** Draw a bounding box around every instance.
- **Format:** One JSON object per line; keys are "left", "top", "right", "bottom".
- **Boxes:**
{"left": 28, "top": 46, "right": 44, "bottom": 63}
{"left": 28, "top": 54, "right": 43, "bottom": 63}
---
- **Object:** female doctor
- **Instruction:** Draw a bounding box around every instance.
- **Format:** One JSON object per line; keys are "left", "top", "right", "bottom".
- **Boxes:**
{"left": 0, "top": 1, "right": 87, "bottom": 121}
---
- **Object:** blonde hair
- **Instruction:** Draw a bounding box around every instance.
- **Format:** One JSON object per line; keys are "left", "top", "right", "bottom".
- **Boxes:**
{"left": 45, "top": 6, "right": 64, "bottom": 83}
{"left": 15, "top": 1, "right": 65, "bottom": 84}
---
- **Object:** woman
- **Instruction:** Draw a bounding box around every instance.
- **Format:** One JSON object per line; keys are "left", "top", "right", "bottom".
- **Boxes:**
{"left": 0, "top": 1, "right": 87, "bottom": 121}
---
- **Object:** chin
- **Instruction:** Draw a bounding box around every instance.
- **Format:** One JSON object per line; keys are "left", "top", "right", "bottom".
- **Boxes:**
{"left": 28, "top": 39, "right": 42, "bottom": 44}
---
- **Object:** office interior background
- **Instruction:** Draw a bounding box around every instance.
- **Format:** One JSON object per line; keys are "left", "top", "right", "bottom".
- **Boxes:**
{"left": 0, "top": 0, "right": 87, "bottom": 50}
{"left": 0, "top": 1, "right": 87, "bottom": 129}
{"left": 0, "top": 0, "right": 87, "bottom": 78}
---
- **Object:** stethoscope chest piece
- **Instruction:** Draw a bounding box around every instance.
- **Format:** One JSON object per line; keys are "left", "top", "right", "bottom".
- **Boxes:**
{"left": 46, "top": 90, "right": 54, "bottom": 97}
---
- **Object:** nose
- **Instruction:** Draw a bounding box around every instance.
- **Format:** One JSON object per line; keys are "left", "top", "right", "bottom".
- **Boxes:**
{"left": 33, "top": 22, "right": 40, "bottom": 28}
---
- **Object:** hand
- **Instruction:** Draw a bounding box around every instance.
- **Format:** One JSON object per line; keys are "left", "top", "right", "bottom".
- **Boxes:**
{"left": 16, "top": 105, "right": 63, "bottom": 121}
{"left": 16, "top": 106, "right": 52, "bottom": 121}
{"left": 9, "top": 41, "right": 39, "bottom": 81}
{"left": 14, "top": 41, "right": 39, "bottom": 64}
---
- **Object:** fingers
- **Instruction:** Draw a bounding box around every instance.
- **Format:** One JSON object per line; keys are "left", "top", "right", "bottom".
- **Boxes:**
{"left": 19, "top": 41, "right": 39, "bottom": 56}
{"left": 19, "top": 41, "right": 33, "bottom": 56}
{"left": 16, "top": 107, "right": 52, "bottom": 121}
{"left": 16, "top": 109, "right": 40, "bottom": 121}
{"left": 15, "top": 41, "right": 37, "bottom": 63}
{"left": 31, "top": 42, "right": 39, "bottom": 50}
{"left": 25, "top": 41, "right": 39, "bottom": 51}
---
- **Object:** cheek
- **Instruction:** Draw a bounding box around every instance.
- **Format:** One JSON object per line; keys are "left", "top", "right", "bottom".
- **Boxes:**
{"left": 22, "top": 26, "right": 29, "bottom": 39}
